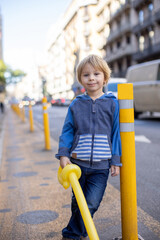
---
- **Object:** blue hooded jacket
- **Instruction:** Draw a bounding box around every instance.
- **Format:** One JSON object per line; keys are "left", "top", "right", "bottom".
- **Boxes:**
{"left": 55, "top": 93, "right": 122, "bottom": 169}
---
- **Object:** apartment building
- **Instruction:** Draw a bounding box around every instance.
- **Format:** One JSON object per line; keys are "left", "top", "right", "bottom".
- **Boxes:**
{"left": 46, "top": 0, "right": 99, "bottom": 99}
{"left": 132, "top": 0, "right": 160, "bottom": 63}
{"left": 0, "top": 9, "right": 2, "bottom": 60}
{"left": 46, "top": 0, "right": 160, "bottom": 98}
{"left": 103, "top": 0, "right": 160, "bottom": 77}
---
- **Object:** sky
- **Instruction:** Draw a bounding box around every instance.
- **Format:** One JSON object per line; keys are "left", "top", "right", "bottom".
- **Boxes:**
{"left": 0, "top": 0, "right": 71, "bottom": 73}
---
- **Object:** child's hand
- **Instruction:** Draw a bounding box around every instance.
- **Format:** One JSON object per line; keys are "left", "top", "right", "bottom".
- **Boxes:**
{"left": 111, "top": 165, "right": 120, "bottom": 177}
{"left": 60, "top": 156, "right": 71, "bottom": 169}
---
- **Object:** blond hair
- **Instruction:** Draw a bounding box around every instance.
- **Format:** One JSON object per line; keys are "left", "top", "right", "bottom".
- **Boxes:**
{"left": 76, "top": 54, "right": 111, "bottom": 85}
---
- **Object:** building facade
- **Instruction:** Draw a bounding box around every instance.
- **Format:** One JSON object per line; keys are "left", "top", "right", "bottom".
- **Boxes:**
{"left": 46, "top": 0, "right": 160, "bottom": 98}
{"left": 0, "top": 9, "right": 2, "bottom": 60}
{"left": 46, "top": 0, "right": 99, "bottom": 99}
{"left": 104, "top": 0, "right": 160, "bottom": 77}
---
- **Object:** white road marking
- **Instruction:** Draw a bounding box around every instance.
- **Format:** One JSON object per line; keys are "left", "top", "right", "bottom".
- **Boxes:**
{"left": 135, "top": 135, "right": 151, "bottom": 143}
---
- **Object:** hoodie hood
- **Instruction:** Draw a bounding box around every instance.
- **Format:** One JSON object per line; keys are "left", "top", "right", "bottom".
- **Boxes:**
{"left": 76, "top": 92, "right": 117, "bottom": 100}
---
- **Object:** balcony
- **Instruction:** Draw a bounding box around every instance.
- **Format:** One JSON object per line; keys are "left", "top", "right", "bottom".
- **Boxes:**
{"left": 132, "top": 15, "right": 154, "bottom": 34}
{"left": 108, "top": 2, "right": 131, "bottom": 24}
{"left": 132, "top": 42, "right": 160, "bottom": 61}
{"left": 105, "top": 44, "right": 134, "bottom": 63}
{"left": 132, "top": 0, "right": 152, "bottom": 10}
{"left": 107, "top": 23, "right": 132, "bottom": 44}
{"left": 111, "top": 70, "right": 127, "bottom": 78}
{"left": 83, "top": 15, "right": 90, "bottom": 22}
{"left": 97, "top": 16, "right": 110, "bottom": 33}
{"left": 154, "top": 9, "right": 160, "bottom": 23}
{"left": 83, "top": 30, "right": 90, "bottom": 37}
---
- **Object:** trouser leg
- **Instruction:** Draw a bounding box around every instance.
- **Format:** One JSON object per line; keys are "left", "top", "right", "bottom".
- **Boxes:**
{"left": 62, "top": 167, "right": 109, "bottom": 239}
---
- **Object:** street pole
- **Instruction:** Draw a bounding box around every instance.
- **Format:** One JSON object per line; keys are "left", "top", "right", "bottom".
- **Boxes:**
{"left": 21, "top": 104, "right": 25, "bottom": 123}
{"left": 42, "top": 97, "right": 51, "bottom": 150}
{"left": 118, "top": 83, "right": 138, "bottom": 240}
{"left": 29, "top": 102, "right": 34, "bottom": 132}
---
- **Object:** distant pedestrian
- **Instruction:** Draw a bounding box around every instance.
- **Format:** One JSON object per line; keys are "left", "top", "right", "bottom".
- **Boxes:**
{"left": 0, "top": 102, "right": 4, "bottom": 113}
{"left": 56, "top": 54, "right": 122, "bottom": 240}
{"left": 0, "top": 92, "right": 5, "bottom": 113}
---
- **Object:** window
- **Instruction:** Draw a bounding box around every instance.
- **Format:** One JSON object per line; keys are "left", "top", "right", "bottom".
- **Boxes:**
{"left": 126, "top": 57, "right": 131, "bottom": 67}
{"left": 126, "top": 12, "right": 130, "bottom": 23}
{"left": 110, "top": 44, "right": 113, "bottom": 52}
{"left": 118, "top": 61, "right": 122, "bottom": 72}
{"left": 117, "top": 18, "right": 121, "bottom": 29}
{"left": 110, "top": 63, "right": 113, "bottom": 70}
{"left": 148, "top": 3, "right": 153, "bottom": 13}
{"left": 139, "top": 10, "right": 144, "bottom": 24}
{"left": 85, "top": 37, "right": 90, "bottom": 49}
{"left": 126, "top": 35, "right": 130, "bottom": 44}
{"left": 84, "top": 6, "right": 88, "bottom": 16}
{"left": 117, "top": 40, "right": 121, "bottom": 48}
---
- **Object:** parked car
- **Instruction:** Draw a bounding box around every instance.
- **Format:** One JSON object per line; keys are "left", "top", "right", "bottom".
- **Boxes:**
{"left": 104, "top": 78, "right": 127, "bottom": 98}
{"left": 51, "top": 98, "right": 71, "bottom": 106}
{"left": 22, "top": 96, "right": 35, "bottom": 106}
{"left": 51, "top": 99, "right": 56, "bottom": 106}
{"left": 62, "top": 99, "right": 71, "bottom": 106}
{"left": 35, "top": 99, "right": 42, "bottom": 105}
{"left": 126, "top": 60, "right": 160, "bottom": 118}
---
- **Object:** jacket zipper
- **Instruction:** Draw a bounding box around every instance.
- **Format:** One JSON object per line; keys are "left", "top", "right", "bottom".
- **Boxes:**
{"left": 90, "top": 100, "right": 96, "bottom": 166}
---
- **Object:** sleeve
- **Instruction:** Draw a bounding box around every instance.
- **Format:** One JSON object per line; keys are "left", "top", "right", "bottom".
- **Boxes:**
{"left": 111, "top": 99, "right": 122, "bottom": 166}
{"left": 55, "top": 105, "right": 74, "bottom": 160}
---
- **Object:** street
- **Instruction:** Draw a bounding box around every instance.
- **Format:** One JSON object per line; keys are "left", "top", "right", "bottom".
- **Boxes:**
{"left": 29, "top": 105, "right": 160, "bottom": 224}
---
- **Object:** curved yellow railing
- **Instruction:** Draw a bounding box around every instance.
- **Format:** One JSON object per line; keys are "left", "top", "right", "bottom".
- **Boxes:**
{"left": 58, "top": 164, "right": 99, "bottom": 240}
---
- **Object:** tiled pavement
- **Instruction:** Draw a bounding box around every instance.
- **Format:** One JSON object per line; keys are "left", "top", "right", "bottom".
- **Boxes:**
{"left": 0, "top": 111, "right": 5, "bottom": 169}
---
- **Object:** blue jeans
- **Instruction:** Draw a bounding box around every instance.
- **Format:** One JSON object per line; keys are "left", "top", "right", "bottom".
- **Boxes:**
{"left": 62, "top": 166, "right": 110, "bottom": 239}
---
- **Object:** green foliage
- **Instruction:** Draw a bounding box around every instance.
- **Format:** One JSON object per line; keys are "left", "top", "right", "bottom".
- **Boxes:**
{"left": 0, "top": 60, "right": 7, "bottom": 84}
{"left": 0, "top": 59, "right": 26, "bottom": 86}
{"left": 11, "top": 69, "right": 26, "bottom": 77}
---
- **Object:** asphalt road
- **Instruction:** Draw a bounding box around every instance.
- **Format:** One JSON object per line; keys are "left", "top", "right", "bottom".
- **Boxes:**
{"left": 27, "top": 105, "right": 160, "bottom": 224}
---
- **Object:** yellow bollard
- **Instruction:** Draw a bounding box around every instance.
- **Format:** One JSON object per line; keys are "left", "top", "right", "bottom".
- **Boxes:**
{"left": 17, "top": 104, "right": 21, "bottom": 117}
{"left": 58, "top": 164, "right": 99, "bottom": 240}
{"left": 17, "top": 104, "right": 22, "bottom": 118}
{"left": 29, "top": 101, "right": 34, "bottom": 132}
{"left": 42, "top": 97, "right": 51, "bottom": 150}
{"left": 22, "top": 105, "right": 25, "bottom": 123}
{"left": 118, "top": 83, "right": 138, "bottom": 240}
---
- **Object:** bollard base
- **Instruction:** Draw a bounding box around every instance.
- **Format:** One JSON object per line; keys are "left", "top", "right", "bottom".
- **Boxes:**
{"left": 112, "top": 234, "right": 144, "bottom": 240}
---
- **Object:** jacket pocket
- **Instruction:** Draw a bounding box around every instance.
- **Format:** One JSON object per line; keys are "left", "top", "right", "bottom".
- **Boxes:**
{"left": 93, "top": 134, "right": 112, "bottom": 161}
{"left": 70, "top": 135, "right": 80, "bottom": 153}
{"left": 70, "top": 134, "right": 92, "bottom": 161}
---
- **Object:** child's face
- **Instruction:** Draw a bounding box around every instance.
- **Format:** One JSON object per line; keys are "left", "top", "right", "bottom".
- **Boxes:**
{"left": 81, "top": 63, "right": 105, "bottom": 95}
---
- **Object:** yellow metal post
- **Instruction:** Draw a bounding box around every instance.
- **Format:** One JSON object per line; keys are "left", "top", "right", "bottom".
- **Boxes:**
{"left": 58, "top": 164, "right": 99, "bottom": 240}
{"left": 29, "top": 101, "right": 34, "bottom": 132}
{"left": 17, "top": 104, "right": 21, "bottom": 117}
{"left": 42, "top": 97, "right": 51, "bottom": 150}
{"left": 22, "top": 105, "right": 25, "bottom": 122}
{"left": 118, "top": 83, "right": 138, "bottom": 240}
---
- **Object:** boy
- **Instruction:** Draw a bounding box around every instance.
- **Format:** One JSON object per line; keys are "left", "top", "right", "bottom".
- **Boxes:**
{"left": 56, "top": 54, "right": 122, "bottom": 240}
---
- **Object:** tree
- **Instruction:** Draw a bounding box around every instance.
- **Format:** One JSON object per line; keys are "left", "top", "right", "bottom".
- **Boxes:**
{"left": 0, "top": 59, "right": 26, "bottom": 88}
{"left": 0, "top": 59, "right": 7, "bottom": 85}
{"left": 8, "top": 69, "right": 26, "bottom": 84}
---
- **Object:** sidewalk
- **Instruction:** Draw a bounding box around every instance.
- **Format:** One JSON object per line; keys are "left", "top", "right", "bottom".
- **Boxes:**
{"left": 0, "top": 111, "right": 5, "bottom": 169}
{"left": 0, "top": 108, "right": 159, "bottom": 240}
